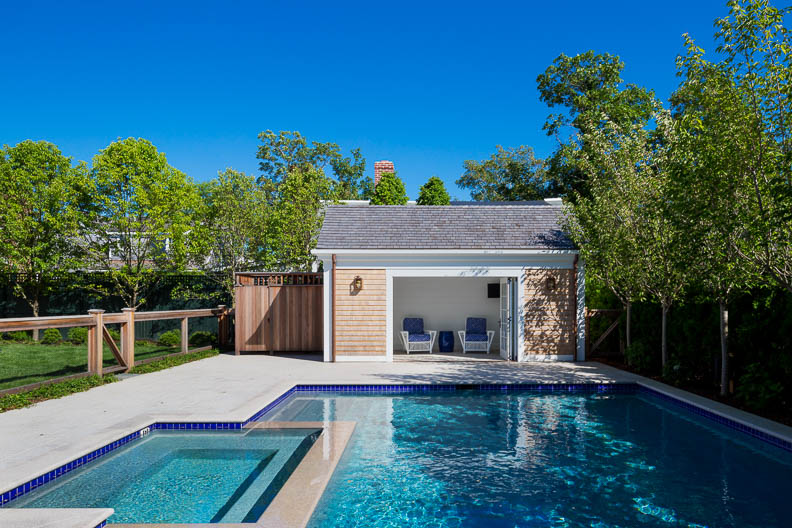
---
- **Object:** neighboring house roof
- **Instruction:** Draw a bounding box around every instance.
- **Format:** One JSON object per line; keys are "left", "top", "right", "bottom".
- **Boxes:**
{"left": 316, "top": 204, "right": 575, "bottom": 250}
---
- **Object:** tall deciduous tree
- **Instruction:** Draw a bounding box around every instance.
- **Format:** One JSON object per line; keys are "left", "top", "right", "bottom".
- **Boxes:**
{"left": 417, "top": 176, "right": 451, "bottom": 205}
{"left": 672, "top": 55, "right": 756, "bottom": 396}
{"left": 572, "top": 110, "right": 689, "bottom": 368}
{"left": 192, "top": 169, "right": 270, "bottom": 306}
{"left": 682, "top": 0, "right": 792, "bottom": 295}
{"left": 458, "top": 146, "right": 551, "bottom": 201}
{"left": 268, "top": 168, "right": 336, "bottom": 270}
{"left": 0, "top": 141, "right": 92, "bottom": 337}
{"left": 257, "top": 130, "right": 371, "bottom": 198}
{"left": 370, "top": 172, "right": 408, "bottom": 205}
{"left": 330, "top": 148, "right": 374, "bottom": 200}
{"left": 536, "top": 51, "right": 655, "bottom": 197}
{"left": 87, "top": 138, "right": 200, "bottom": 308}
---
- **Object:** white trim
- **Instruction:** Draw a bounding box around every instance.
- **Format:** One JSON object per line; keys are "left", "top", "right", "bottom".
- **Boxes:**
{"left": 334, "top": 355, "right": 390, "bottom": 362}
{"left": 576, "top": 259, "right": 586, "bottom": 361}
{"left": 322, "top": 262, "right": 332, "bottom": 363}
{"left": 387, "top": 267, "right": 527, "bottom": 278}
{"left": 386, "top": 272, "right": 394, "bottom": 361}
{"left": 314, "top": 249, "right": 578, "bottom": 256}
{"left": 523, "top": 354, "right": 575, "bottom": 362}
{"left": 516, "top": 272, "right": 525, "bottom": 361}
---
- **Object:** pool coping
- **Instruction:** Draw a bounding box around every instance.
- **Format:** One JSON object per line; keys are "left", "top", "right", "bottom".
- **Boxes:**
{"left": 1, "top": 377, "right": 791, "bottom": 527}
{"left": 109, "top": 422, "right": 356, "bottom": 528}
{"left": 0, "top": 507, "right": 112, "bottom": 528}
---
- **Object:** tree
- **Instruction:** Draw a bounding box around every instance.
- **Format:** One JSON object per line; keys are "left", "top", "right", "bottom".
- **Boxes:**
{"left": 680, "top": 0, "right": 792, "bottom": 295}
{"left": 268, "top": 168, "right": 336, "bottom": 270}
{"left": 0, "top": 141, "right": 92, "bottom": 337}
{"left": 536, "top": 51, "right": 655, "bottom": 197}
{"left": 563, "top": 171, "right": 645, "bottom": 350}
{"left": 330, "top": 148, "right": 374, "bottom": 200}
{"left": 257, "top": 130, "right": 372, "bottom": 198}
{"left": 370, "top": 172, "right": 408, "bottom": 205}
{"left": 416, "top": 176, "right": 450, "bottom": 205}
{"left": 256, "top": 130, "right": 340, "bottom": 185}
{"left": 672, "top": 55, "right": 756, "bottom": 396}
{"left": 572, "top": 110, "right": 690, "bottom": 368}
{"left": 192, "top": 169, "right": 270, "bottom": 306}
{"left": 87, "top": 138, "right": 200, "bottom": 308}
{"left": 458, "top": 146, "right": 552, "bottom": 201}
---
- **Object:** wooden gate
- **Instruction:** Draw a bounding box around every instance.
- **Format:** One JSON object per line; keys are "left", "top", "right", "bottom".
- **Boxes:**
{"left": 234, "top": 273, "right": 323, "bottom": 354}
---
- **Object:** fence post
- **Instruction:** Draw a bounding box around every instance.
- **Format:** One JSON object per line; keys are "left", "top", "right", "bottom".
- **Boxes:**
{"left": 217, "top": 305, "right": 227, "bottom": 349}
{"left": 181, "top": 317, "right": 189, "bottom": 354}
{"left": 87, "top": 309, "right": 105, "bottom": 375}
{"left": 121, "top": 308, "right": 135, "bottom": 371}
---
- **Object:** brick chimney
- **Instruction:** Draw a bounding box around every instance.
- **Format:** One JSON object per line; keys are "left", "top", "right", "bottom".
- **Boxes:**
{"left": 374, "top": 160, "right": 394, "bottom": 186}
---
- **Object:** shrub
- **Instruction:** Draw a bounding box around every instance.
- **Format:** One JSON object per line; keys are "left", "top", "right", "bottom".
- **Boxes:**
{"left": 0, "top": 375, "right": 117, "bottom": 413}
{"left": 68, "top": 326, "right": 88, "bottom": 345}
{"left": 416, "top": 176, "right": 451, "bottom": 205}
{"left": 129, "top": 349, "right": 219, "bottom": 374}
{"left": 3, "top": 331, "right": 30, "bottom": 342}
{"left": 189, "top": 331, "right": 216, "bottom": 347}
{"left": 158, "top": 329, "right": 181, "bottom": 347}
{"left": 735, "top": 363, "right": 784, "bottom": 412}
{"left": 624, "top": 341, "right": 653, "bottom": 374}
{"left": 107, "top": 328, "right": 121, "bottom": 341}
{"left": 40, "top": 328, "right": 63, "bottom": 345}
{"left": 370, "top": 172, "right": 408, "bottom": 205}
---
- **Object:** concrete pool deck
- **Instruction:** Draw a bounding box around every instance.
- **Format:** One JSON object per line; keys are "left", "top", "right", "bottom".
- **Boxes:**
{"left": 1, "top": 353, "right": 791, "bottom": 527}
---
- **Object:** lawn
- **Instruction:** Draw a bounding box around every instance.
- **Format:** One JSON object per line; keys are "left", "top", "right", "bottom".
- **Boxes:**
{"left": 0, "top": 340, "right": 179, "bottom": 391}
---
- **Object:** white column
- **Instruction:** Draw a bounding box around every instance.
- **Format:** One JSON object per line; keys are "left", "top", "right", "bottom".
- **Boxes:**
{"left": 385, "top": 270, "right": 394, "bottom": 361}
{"left": 576, "top": 258, "right": 586, "bottom": 361}
{"left": 322, "top": 259, "right": 332, "bottom": 362}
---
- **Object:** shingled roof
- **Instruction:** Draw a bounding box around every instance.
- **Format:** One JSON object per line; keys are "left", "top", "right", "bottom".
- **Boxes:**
{"left": 316, "top": 204, "right": 575, "bottom": 250}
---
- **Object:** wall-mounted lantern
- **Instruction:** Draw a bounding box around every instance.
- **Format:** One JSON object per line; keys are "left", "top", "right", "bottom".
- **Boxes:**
{"left": 545, "top": 276, "right": 556, "bottom": 291}
{"left": 353, "top": 276, "right": 364, "bottom": 291}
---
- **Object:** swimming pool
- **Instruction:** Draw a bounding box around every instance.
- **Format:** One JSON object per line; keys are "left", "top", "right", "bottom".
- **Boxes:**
{"left": 11, "top": 428, "right": 319, "bottom": 523}
{"left": 262, "top": 390, "right": 792, "bottom": 528}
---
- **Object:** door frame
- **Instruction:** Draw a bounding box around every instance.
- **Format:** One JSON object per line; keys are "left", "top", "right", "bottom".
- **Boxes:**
{"left": 383, "top": 267, "right": 526, "bottom": 361}
{"left": 499, "top": 277, "right": 518, "bottom": 361}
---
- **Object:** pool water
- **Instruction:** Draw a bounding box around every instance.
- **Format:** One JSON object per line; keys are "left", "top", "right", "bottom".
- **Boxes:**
{"left": 262, "top": 391, "right": 792, "bottom": 528}
{"left": 13, "top": 428, "right": 319, "bottom": 523}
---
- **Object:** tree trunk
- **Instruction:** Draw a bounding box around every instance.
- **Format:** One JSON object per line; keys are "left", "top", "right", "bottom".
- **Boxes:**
{"left": 31, "top": 299, "right": 40, "bottom": 342}
{"left": 719, "top": 299, "right": 729, "bottom": 397}
{"left": 661, "top": 304, "right": 669, "bottom": 368}
{"left": 625, "top": 301, "right": 632, "bottom": 349}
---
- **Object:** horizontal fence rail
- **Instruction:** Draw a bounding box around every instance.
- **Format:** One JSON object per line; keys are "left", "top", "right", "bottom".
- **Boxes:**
{"left": 0, "top": 306, "right": 233, "bottom": 395}
{"left": 236, "top": 272, "right": 323, "bottom": 287}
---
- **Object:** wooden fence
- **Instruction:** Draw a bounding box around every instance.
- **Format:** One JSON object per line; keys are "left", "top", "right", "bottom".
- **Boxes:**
{"left": 0, "top": 306, "right": 231, "bottom": 395}
{"left": 585, "top": 308, "right": 623, "bottom": 357}
{"left": 235, "top": 272, "right": 323, "bottom": 354}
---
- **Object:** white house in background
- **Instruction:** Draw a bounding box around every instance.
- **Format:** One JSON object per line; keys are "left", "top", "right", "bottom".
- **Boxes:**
{"left": 311, "top": 199, "right": 585, "bottom": 363}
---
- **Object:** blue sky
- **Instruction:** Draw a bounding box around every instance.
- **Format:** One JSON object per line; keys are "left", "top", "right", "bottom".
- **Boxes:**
{"left": 0, "top": 1, "right": 727, "bottom": 198}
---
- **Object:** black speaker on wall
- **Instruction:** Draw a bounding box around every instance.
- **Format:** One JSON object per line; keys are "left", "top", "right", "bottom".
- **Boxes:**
{"left": 487, "top": 283, "right": 499, "bottom": 298}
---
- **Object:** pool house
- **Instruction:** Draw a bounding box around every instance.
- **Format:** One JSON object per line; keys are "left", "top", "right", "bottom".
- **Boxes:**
{"left": 312, "top": 199, "right": 586, "bottom": 362}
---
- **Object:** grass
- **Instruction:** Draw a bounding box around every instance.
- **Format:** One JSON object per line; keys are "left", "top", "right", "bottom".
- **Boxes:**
{"left": 0, "top": 374, "right": 118, "bottom": 413}
{"left": 0, "top": 348, "right": 220, "bottom": 413}
{"left": 0, "top": 340, "right": 180, "bottom": 391}
{"left": 128, "top": 348, "right": 219, "bottom": 374}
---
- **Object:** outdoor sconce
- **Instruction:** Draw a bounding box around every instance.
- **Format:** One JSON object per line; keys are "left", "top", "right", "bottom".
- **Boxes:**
{"left": 546, "top": 276, "right": 556, "bottom": 291}
{"left": 353, "top": 276, "right": 364, "bottom": 291}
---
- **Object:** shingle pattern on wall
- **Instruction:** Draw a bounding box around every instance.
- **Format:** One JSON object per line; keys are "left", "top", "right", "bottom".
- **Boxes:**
{"left": 523, "top": 269, "right": 576, "bottom": 356}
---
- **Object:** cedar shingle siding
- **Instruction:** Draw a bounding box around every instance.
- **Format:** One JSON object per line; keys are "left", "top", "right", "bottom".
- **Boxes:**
{"left": 523, "top": 269, "right": 576, "bottom": 357}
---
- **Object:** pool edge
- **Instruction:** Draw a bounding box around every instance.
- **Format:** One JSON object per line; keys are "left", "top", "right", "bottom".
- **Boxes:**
{"left": 2, "top": 379, "right": 791, "bottom": 517}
